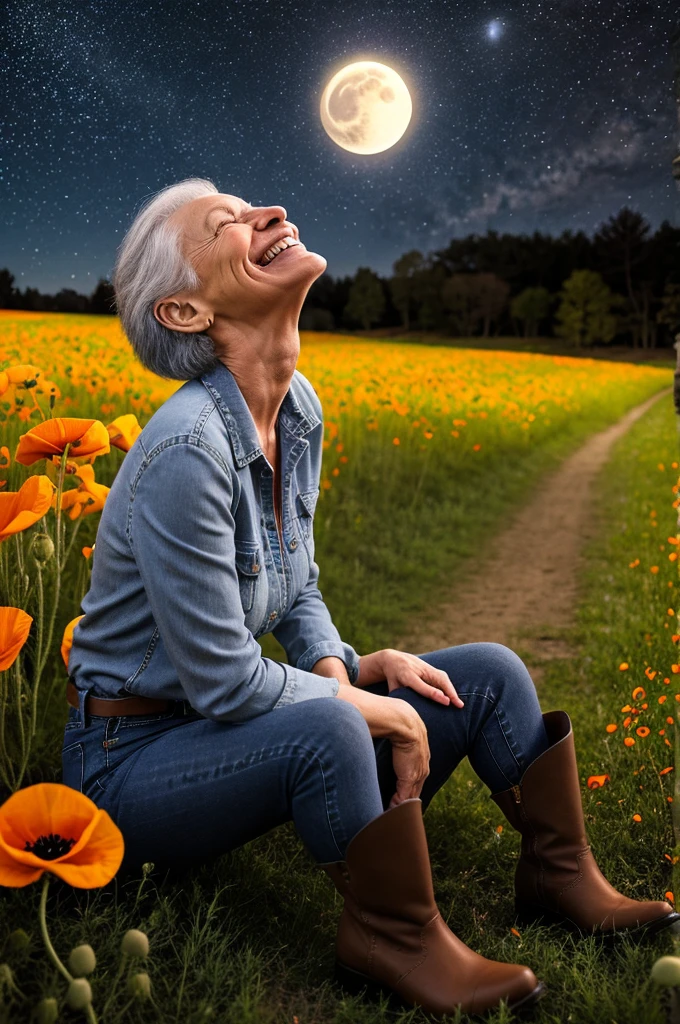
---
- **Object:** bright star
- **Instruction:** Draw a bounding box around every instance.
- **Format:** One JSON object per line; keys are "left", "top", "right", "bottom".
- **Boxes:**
{"left": 487, "top": 19, "right": 504, "bottom": 41}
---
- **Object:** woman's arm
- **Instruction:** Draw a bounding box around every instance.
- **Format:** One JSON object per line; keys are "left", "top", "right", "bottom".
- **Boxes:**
{"left": 311, "top": 655, "right": 421, "bottom": 742}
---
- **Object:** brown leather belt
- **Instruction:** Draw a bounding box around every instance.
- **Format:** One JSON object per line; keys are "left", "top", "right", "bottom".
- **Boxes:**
{"left": 66, "top": 678, "right": 180, "bottom": 717}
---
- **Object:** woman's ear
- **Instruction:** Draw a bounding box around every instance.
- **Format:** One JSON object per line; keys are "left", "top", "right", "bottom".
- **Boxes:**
{"left": 153, "top": 295, "right": 212, "bottom": 333}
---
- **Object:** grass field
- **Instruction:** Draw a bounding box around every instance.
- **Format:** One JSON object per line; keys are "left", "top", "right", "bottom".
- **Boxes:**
{"left": 0, "top": 312, "right": 676, "bottom": 1022}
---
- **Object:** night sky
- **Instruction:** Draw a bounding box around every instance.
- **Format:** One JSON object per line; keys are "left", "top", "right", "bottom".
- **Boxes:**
{"left": 1, "top": 0, "right": 679, "bottom": 295}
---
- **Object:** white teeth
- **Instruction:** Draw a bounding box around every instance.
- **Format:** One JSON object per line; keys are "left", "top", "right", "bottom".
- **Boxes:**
{"left": 260, "top": 236, "right": 300, "bottom": 266}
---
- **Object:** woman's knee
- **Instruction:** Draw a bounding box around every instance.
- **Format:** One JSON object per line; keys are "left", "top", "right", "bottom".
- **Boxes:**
{"left": 300, "top": 696, "right": 374, "bottom": 751}
{"left": 479, "top": 643, "right": 539, "bottom": 699}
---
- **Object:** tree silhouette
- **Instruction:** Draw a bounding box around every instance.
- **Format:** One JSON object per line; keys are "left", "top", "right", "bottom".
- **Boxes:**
{"left": 510, "top": 287, "right": 552, "bottom": 338}
{"left": 90, "top": 278, "right": 116, "bottom": 315}
{"left": 344, "top": 267, "right": 386, "bottom": 331}
{"left": 0, "top": 268, "right": 17, "bottom": 308}
{"left": 389, "top": 250, "right": 423, "bottom": 330}
{"left": 555, "top": 270, "right": 620, "bottom": 348}
{"left": 593, "top": 207, "right": 651, "bottom": 346}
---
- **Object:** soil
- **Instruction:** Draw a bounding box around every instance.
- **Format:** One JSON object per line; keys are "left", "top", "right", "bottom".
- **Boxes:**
{"left": 393, "top": 388, "right": 672, "bottom": 683}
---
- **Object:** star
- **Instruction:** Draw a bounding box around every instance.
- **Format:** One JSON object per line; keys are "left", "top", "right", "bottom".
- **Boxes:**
{"left": 487, "top": 19, "right": 504, "bottom": 42}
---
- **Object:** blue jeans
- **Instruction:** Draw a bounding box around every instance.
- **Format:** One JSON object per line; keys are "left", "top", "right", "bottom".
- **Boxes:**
{"left": 61, "top": 643, "right": 551, "bottom": 875}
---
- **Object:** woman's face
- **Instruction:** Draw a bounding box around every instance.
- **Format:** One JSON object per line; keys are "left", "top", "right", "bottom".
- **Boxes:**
{"left": 154, "top": 192, "right": 327, "bottom": 332}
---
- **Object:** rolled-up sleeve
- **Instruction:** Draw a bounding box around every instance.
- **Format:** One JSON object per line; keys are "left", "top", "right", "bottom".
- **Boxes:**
{"left": 128, "top": 440, "right": 340, "bottom": 722}
{"left": 273, "top": 555, "right": 360, "bottom": 683}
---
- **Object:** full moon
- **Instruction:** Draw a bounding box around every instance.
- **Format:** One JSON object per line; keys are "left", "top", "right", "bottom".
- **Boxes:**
{"left": 320, "top": 61, "right": 413, "bottom": 155}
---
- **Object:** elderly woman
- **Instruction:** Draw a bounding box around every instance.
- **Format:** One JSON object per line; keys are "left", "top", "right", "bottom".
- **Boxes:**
{"left": 62, "top": 177, "right": 677, "bottom": 1019}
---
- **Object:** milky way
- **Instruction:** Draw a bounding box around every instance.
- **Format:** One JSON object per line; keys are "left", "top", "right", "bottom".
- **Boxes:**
{"left": 0, "top": 0, "right": 678, "bottom": 293}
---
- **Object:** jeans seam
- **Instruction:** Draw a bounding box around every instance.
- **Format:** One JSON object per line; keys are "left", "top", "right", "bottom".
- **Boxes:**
{"left": 481, "top": 728, "right": 516, "bottom": 788}
{"left": 458, "top": 690, "right": 523, "bottom": 785}
{"left": 493, "top": 706, "right": 523, "bottom": 774}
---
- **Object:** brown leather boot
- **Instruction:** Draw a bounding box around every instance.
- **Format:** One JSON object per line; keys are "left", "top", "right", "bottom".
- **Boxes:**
{"left": 319, "top": 797, "right": 546, "bottom": 1019}
{"left": 490, "top": 709, "right": 680, "bottom": 942}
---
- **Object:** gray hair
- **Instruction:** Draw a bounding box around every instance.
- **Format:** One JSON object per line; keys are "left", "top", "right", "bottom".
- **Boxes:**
{"left": 112, "top": 177, "right": 223, "bottom": 380}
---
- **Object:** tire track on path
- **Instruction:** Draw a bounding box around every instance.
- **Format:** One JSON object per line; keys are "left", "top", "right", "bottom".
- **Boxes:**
{"left": 394, "top": 387, "right": 672, "bottom": 682}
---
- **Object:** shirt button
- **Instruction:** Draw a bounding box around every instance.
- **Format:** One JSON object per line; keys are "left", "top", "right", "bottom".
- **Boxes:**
{"left": 289, "top": 537, "right": 298, "bottom": 550}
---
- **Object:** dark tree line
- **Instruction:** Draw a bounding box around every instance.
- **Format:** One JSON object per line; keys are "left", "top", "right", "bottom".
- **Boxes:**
{"left": 2, "top": 207, "right": 680, "bottom": 347}
{"left": 301, "top": 208, "right": 680, "bottom": 348}
{"left": 0, "top": 271, "right": 116, "bottom": 315}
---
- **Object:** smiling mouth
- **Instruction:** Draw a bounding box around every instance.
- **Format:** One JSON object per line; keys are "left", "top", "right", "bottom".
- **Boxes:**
{"left": 255, "top": 242, "right": 307, "bottom": 269}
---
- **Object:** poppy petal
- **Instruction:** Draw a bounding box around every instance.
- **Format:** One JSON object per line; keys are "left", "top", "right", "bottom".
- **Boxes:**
{"left": 50, "top": 810, "right": 124, "bottom": 888}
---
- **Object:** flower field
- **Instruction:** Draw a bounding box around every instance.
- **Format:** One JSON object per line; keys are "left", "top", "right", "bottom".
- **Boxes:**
{"left": 0, "top": 310, "right": 676, "bottom": 1022}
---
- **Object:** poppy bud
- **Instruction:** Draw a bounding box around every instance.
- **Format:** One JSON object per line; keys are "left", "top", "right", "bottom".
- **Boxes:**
{"left": 66, "top": 977, "right": 92, "bottom": 1010}
{"left": 0, "top": 963, "right": 22, "bottom": 995}
{"left": 68, "top": 943, "right": 97, "bottom": 976}
{"left": 31, "top": 533, "right": 55, "bottom": 565}
{"left": 127, "top": 971, "right": 152, "bottom": 999}
{"left": 8, "top": 928, "right": 30, "bottom": 952}
{"left": 141, "top": 861, "right": 155, "bottom": 876}
{"left": 35, "top": 997, "right": 59, "bottom": 1024}
{"left": 121, "top": 928, "right": 149, "bottom": 958}
{"left": 651, "top": 955, "right": 680, "bottom": 986}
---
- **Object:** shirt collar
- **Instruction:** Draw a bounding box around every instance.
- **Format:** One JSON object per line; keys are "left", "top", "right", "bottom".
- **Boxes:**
{"left": 199, "top": 359, "right": 320, "bottom": 468}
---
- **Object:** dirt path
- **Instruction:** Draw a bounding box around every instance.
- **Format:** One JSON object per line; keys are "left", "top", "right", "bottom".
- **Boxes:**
{"left": 394, "top": 388, "right": 672, "bottom": 682}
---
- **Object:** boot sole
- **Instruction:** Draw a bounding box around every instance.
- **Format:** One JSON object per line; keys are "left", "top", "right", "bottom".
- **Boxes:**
{"left": 515, "top": 899, "right": 680, "bottom": 945}
{"left": 334, "top": 959, "right": 547, "bottom": 1020}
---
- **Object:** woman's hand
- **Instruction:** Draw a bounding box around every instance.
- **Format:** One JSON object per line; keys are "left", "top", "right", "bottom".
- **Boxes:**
{"left": 389, "top": 702, "right": 431, "bottom": 808}
{"left": 379, "top": 649, "right": 465, "bottom": 708}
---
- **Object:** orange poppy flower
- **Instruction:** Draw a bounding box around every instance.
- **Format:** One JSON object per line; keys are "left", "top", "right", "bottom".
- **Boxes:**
{"left": 4, "top": 364, "right": 44, "bottom": 389}
{"left": 632, "top": 686, "right": 646, "bottom": 700}
{"left": 0, "top": 782, "right": 124, "bottom": 888}
{"left": 0, "top": 475, "right": 55, "bottom": 542}
{"left": 587, "top": 774, "right": 610, "bottom": 789}
{"left": 636, "top": 726, "right": 651, "bottom": 738}
{"left": 61, "top": 615, "right": 85, "bottom": 670}
{"left": 54, "top": 464, "right": 110, "bottom": 520}
{"left": 0, "top": 370, "right": 9, "bottom": 397}
{"left": 0, "top": 607, "right": 33, "bottom": 672}
{"left": 14, "top": 418, "right": 110, "bottom": 467}
{"left": 106, "top": 414, "right": 141, "bottom": 453}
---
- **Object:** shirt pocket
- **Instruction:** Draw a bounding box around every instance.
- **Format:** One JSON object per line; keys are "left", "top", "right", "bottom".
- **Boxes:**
{"left": 234, "top": 542, "right": 262, "bottom": 613}
{"left": 295, "top": 487, "right": 320, "bottom": 541}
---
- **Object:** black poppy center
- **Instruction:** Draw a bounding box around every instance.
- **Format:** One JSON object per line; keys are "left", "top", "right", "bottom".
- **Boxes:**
{"left": 25, "top": 833, "right": 77, "bottom": 860}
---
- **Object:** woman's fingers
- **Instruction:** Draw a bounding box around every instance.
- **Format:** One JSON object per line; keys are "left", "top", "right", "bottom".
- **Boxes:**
{"left": 411, "top": 667, "right": 464, "bottom": 706}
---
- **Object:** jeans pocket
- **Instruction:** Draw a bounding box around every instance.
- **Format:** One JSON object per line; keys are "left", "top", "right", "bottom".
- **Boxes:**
{"left": 62, "top": 742, "right": 84, "bottom": 792}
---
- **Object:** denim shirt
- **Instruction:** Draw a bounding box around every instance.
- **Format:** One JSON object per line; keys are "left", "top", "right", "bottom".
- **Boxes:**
{"left": 66, "top": 359, "right": 361, "bottom": 722}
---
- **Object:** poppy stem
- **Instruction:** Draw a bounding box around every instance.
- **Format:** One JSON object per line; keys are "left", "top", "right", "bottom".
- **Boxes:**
{"left": 0, "top": 669, "right": 17, "bottom": 793}
{"left": 99, "top": 952, "right": 127, "bottom": 1019}
{"left": 30, "top": 448, "right": 69, "bottom": 748}
{"left": 14, "top": 658, "right": 27, "bottom": 778}
{"left": 38, "top": 874, "right": 72, "bottom": 985}
{"left": 61, "top": 515, "right": 84, "bottom": 573}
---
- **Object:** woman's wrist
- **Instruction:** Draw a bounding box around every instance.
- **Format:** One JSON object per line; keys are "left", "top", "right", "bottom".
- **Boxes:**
{"left": 310, "top": 655, "right": 351, "bottom": 687}
{"left": 354, "top": 649, "right": 389, "bottom": 687}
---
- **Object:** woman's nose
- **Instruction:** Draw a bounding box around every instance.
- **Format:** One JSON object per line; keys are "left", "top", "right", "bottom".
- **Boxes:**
{"left": 251, "top": 205, "right": 287, "bottom": 230}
